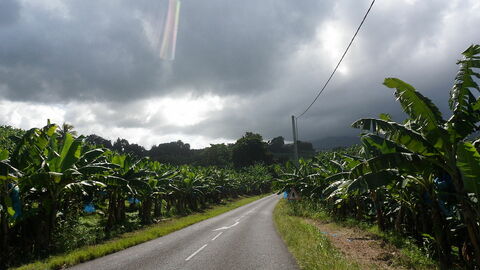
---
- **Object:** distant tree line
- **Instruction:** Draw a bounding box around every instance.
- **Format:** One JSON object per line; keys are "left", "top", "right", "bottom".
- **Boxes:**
{"left": 1, "top": 125, "right": 314, "bottom": 169}
{"left": 85, "top": 132, "right": 316, "bottom": 168}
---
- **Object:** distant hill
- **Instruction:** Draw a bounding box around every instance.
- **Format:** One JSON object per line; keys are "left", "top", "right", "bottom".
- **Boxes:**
{"left": 311, "top": 136, "right": 359, "bottom": 151}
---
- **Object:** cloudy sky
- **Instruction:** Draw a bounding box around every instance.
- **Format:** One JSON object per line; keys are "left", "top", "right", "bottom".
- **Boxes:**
{"left": 0, "top": 0, "right": 479, "bottom": 148}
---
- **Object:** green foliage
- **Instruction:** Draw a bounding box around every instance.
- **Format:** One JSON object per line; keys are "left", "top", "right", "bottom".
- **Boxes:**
{"left": 0, "top": 125, "right": 25, "bottom": 153}
{"left": 456, "top": 141, "right": 480, "bottom": 193}
{"left": 197, "top": 143, "right": 231, "bottom": 167}
{"left": 274, "top": 45, "right": 480, "bottom": 269}
{"left": 14, "top": 195, "right": 266, "bottom": 270}
{"left": 232, "top": 132, "right": 271, "bottom": 168}
{"left": 0, "top": 121, "right": 273, "bottom": 269}
{"left": 274, "top": 200, "right": 359, "bottom": 270}
{"left": 275, "top": 200, "right": 436, "bottom": 269}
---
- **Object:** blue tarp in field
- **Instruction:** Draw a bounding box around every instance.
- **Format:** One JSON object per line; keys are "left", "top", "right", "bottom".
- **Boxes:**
{"left": 83, "top": 203, "right": 96, "bottom": 213}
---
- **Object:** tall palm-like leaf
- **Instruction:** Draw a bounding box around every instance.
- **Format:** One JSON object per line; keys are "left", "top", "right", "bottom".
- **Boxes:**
{"left": 384, "top": 78, "right": 448, "bottom": 149}
{"left": 448, "top": 45, "right": 480, "bottom": 140}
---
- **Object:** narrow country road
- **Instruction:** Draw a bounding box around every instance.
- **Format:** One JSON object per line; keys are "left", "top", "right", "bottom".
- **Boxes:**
{"left": 70, "top": 194, "right": 298, "bottom": 270}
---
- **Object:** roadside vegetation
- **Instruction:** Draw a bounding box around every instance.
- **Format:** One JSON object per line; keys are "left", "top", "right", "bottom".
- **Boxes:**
{"left": 0, "top": 122, "right": 273, "bottom": 269}
{"left": 275, "top": 199, "right": 436, "bottom": 269}
{"left": 274, "top": 45, "right": 480, "bottom": 269}
{"left": 14, "top": 195, "right": 265, "bottom": 270}
{"left": 274, "top": 200, "right": 359, "bottom": 270}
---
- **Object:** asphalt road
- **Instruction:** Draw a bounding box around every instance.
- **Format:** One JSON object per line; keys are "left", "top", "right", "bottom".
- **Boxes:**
{"left": 70, "top": 194, "right": 299, "bottom": 270}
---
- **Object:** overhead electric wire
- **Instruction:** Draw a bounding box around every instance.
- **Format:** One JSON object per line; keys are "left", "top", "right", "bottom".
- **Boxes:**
{"left": 296, "top": 0, "right": 376, "bottom": 119}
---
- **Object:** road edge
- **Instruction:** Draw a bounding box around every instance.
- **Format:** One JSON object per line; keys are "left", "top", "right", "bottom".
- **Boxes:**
{"left": 13, "top": 194, "right": 270, "bottom": 270}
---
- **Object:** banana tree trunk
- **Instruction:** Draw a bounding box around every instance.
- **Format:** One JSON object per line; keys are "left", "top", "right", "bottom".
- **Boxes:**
{"left": 371, "top": 191, "right": 385, "bottom": 231}
{"left": 116, "top": 196, "right": 125, "bottom": 222}
{"left": 200, "top": 198, "right": 206, "bottom": 209}
{"left": 176, "top": 198, "right": 185, "bottom": 214}
{"left": 141, "top": 197, "right": 153, "bottom": 225}
{"left": 189, "top": 197, "right": 197, "bottom": 211}
{"left": 431, "top": 199, "right": 452, "bottom": 269}
{"left": 0, "top": 182, "right": 8, "bottom": 266}
{"left": 355, "top": 198, "right": 364, "bottom": 220}
{"left": 45, "top": 197, "right": 58, "bottom": 252}
{"left": 165, "top": 199, "right": 172, "bottom": 215}
{"left": 154, "top": 196, "right": 162, "bottom": 217}
{"left": 395, "top": 203, "right": 404, "bottom": 233}
{"left": 0, "top": 205, "right": 8, "bottom": 268}
{"left": 451, "top": 171, "right": 480, "bottom": 264}
{"left": 106, "top": 190, "right": 117, "bottom": 235}
{"left": 462, "top": 204, "right": 480, "bottom": 265}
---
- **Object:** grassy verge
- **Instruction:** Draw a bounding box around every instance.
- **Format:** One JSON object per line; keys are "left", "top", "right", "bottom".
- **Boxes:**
{"left": 273, "top": 200, "right": 359, "bottom": 270}
{"left": 14, "top": 194, "right": 268, "bottom": 270}
{"left": 347, "top": 221, "right": 436, "bottom": 268}
{"left": 275, "top": 200, "right": 437, "bottom": 269}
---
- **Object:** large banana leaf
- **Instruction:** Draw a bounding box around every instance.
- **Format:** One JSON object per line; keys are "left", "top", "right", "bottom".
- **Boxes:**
{"left": 448, "top": 45, "right": 480, "bottom": 140}
{"left": 324, "top": 172, "right": 349, "bottom": 182}
{"left": 383, "top": 78, "right": 450, "bottom": 150}
{"left": 384, "top": 78, "right": 445, "bottom": 132}
{"left": 347, "top": 169, "right": 400, "bottom": 194}
{"left": 456, "top": 142, "right": 480, "bottom": 194}
{"left": 77, "top": 149, "right": 105, "bottom": 166}
{"left": 323, "top": 179, "right": 350, "bottom": 199}
{"left": 361, "top": 134, "right": 411, "bottom": 155}
{"left": 77, "top": 164, "right": 116, "bottom": 175}
{"left": 352, "top": 118, "right": 440, "bottom": 156}
{"left": 59, "top": 134, "right": 83, "bottom": 172}
{"left": 349, "top": 152, "right": 433, "bottom": 179}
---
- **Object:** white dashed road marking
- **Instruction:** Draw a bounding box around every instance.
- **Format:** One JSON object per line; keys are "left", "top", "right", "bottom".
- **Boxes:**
{"left": 211, "top": 232, "right": 223, "bottom": 241}
{"left": 185, "top": 244, "right": 208, "bottom": 261}
{"left": 186, "top": 200, "right": 268, "bottom": 261}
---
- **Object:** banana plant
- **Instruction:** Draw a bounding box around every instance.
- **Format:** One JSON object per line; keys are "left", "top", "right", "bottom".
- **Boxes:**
{"left": 171, "top": 166, "right": 207, "bottom": 213}
{"left": 274, "top": 159, "right": 323, "bottom": 199}
{"left": 10, "top": 123, "right": 109, "bottom": 251}
{"left": 0, "top": 149, "right": 22, "bottom": 267}
{"left": 149, "top": 161, "right": 177, "bottom": 218}
{"left": 351, "top": 45, "right": 480, "bottom": 268}
{"left": 103, "top": 153, "right": 151, "bottom": 230}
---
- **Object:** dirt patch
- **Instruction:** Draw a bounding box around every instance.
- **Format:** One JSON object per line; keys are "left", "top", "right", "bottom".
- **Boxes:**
{"left": 307, "top": 219, "right": 406, "bottom": 270}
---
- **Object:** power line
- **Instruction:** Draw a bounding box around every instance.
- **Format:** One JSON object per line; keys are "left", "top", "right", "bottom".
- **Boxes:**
{"left": 296, "top": 0, "right": 376, "bottom": 119}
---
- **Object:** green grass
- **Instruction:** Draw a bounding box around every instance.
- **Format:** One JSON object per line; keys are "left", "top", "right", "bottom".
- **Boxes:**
{"left": 273, "top": 200, "right": 359, "bottom": 270}
{"left": 13, "top": 194, "right": 268, "bottom": 270}
{"left": 276, "top": 200, "right": 437, "bottom": 270}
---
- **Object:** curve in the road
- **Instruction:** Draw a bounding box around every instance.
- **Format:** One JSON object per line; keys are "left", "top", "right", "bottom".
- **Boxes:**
{"left": 70, "top": 194, "right": 298, "bottom": 270}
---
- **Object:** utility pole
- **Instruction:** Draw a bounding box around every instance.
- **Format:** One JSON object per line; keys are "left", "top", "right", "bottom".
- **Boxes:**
{"left": 291, "top": 115, "right": 299, "bottom": 165}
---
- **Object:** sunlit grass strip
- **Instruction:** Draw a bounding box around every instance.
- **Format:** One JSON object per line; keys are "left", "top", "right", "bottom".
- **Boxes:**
{"left": 14, "top": 194, "right": 267, "bottom": 270}
{"left": 273, "top": 200, "right": 358, "bottom": 270}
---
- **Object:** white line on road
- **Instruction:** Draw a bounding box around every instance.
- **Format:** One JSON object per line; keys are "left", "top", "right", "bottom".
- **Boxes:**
{"left": 185, "top": 244, "right": 208, "bottom": 261}
{"left": 212, "top": 221, "right": 240, "bottom": 231}
{"left": 211, "top": 232, "right": 223, "bottom": 241}
{"left": 235, "top": 215, "right": 245, "bottom": 222}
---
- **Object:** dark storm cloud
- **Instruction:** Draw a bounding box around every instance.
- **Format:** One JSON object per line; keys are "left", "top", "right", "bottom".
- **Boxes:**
{"left": 1, "top": 0, "right": 479, "bottom": 147}
{"left": 0, "top": 0, "right": 331, "bottom": 103}
{"left": 156, "top": 0, "right": 480, "bottom": 144}
{"left": 0, "top": 0, "right": 20, "bottom": 25}
{"left": 163, "top": 0, "right": 332, "bottom": 95}
{"left": 0, "top": 0, "right": 162, "bottom": 102}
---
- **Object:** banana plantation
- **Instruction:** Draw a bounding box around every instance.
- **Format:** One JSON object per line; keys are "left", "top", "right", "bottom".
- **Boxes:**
{"left": 0, "top": 123, "right": 272, "bottom": 268}
{"left": 275, "top": 45, "right": 480, "bottom": 269}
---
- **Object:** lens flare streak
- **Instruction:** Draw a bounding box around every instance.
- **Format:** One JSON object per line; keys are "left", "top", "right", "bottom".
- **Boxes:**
{"left": 159, "top": 0, "right": 181, "bottom": 61}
